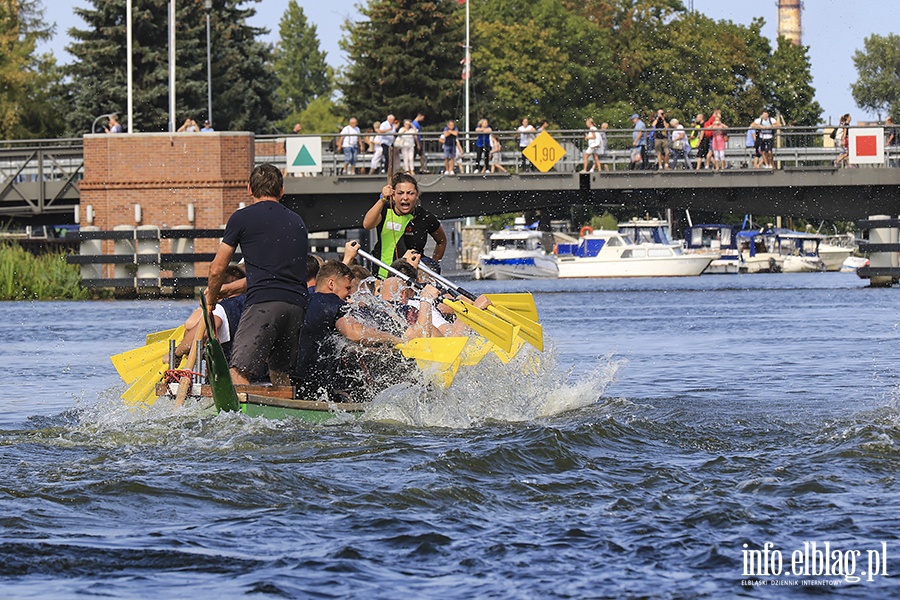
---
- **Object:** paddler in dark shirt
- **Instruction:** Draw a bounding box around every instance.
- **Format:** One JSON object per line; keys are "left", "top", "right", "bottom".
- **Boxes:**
{"left": 362, "top": 172, "right": 447, "bottom": 277}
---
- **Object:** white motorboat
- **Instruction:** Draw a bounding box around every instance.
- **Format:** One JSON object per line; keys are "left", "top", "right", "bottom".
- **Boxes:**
{"left": 618, "top": 217, "right": 679, "bottom": 246}
{"left": 683, "top": 224, "right": 742, "bottom": 274}
{"left": 818, "top": 233, "right": 857, "bottom": 272}
{"left": 555, "top": 229, "right": 712, "bottom": 278}
{"left": 775, "top": 232, "right": 827, "bottom": 273}
{"left": 475, "top": 223, "right": 558, "bottom": 280}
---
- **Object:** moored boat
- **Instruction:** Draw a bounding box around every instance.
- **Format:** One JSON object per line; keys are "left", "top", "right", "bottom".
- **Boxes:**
{"left": 684, "top": 224, "right": 742, "bottom": 274}
{"left": 555, "top": 229, "right": 712, "bottom": 278}
{"left": 774, "top": 231, "right": 826, "bottom": 273}
{"left": 818, "top": 233, "right": 857, "bottom": 271}
{"left": 475, "top": 221, "right": 559, "bottom": 280}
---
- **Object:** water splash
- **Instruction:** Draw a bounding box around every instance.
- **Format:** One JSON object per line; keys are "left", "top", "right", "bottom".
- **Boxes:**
{"left": 362, "top": 343, "right": 623, "bottom": 428}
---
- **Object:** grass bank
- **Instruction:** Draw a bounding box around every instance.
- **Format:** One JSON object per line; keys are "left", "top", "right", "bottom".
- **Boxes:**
{"left": 0, "top": 243, "right": 91, "bottom": 300}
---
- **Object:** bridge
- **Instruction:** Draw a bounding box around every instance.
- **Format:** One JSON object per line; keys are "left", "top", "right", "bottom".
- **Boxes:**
{"left": 3, "top": 128, "right": 900, "bottom": 231}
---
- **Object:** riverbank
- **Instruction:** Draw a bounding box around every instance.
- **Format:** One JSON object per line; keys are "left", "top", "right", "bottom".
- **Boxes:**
{"left": 0, "top": 243, "right": 91, "bottom": 300}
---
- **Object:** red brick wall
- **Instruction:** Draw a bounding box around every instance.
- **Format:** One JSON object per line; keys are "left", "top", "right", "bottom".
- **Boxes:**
{"left": 80, "top": 132, "right": 255, "bottom": 277}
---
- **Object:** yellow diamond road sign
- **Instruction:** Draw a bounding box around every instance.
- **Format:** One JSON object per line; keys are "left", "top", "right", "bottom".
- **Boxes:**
{"left": 523, "top": 130, "right": 566, "bottom": 172}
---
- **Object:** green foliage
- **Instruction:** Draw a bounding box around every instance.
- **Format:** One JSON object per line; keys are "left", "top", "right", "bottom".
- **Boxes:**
{"left": 273, "top": 1, "right": 331, "bottom": 116}
{"left": 589, "top": 211, "right": 618, "bottom": 231}
{"left": 851, "top": 33, "right": 900, "bottom": 119}
{"left": 0, "top": 0, "right": 66, "bottom": 138}
{"left": 0, "top": 244, "right": 90, "bottom": 300}
{"left": 760, "top": 37, "right": 823, "bottom": 126}
{"left": 65, "top": 0, "right": 283, "bottom": 134}
{"left": 291, "top": 95, "right": 343, "bottom": 134}
{"left": 340, "top": 0, "right": 463, "bottom": 126}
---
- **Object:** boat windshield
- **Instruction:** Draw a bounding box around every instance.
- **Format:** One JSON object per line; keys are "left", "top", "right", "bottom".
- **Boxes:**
{"left": 490, "top": 238, "right": 535, "bottom": 251}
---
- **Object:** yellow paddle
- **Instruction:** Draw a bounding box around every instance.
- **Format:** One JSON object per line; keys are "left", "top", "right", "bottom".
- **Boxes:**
{"left": 416, "top": 262, "right": 544, "bottom": 352}
{"left": 358, "top": 249, "right": 518, "bottom": 354}
{"left": 110, "top": 326, "right": 185, "bottom": 384}
{"left": 397, "top": 336, "right": 469, "bottom": 364}
{"left": 483, "top": 293, "right": 539, "bottom": 323}
{"left": 145, "top": 327, "right": 181, "bottom": 345}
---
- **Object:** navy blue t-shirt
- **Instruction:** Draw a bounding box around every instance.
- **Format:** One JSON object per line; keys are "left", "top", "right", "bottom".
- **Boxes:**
{"left": 221, "top": 201, "right": 308, "bottom": 308}
{"left": 296, "top": 292, "right": 347, "bottom": 385}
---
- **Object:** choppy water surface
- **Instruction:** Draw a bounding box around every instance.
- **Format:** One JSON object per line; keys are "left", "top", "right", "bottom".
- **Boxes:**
{"left": 1, "top": 273, "right": 899, "bottom": 598}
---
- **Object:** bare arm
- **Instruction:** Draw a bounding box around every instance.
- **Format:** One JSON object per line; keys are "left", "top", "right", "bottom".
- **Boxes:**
{"left": 363, "top": 186, "right": 392, "bottom": 230}
{"left": 205, "top": 241, "right": 236, "bottom": 310}
{"left": 430, "top": 225, "right": 448, "bottom": 261}
{"left": 336, "top": 316, "right": 402, "bottom": 346}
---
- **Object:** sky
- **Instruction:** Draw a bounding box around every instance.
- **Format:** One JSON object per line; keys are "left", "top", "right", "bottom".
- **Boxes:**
{"left": 39, "top": 0, "right": 897, "bottom": 125}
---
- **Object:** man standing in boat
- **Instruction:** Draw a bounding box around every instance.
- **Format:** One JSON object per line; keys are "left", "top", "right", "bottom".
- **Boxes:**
{"left": 206, "top": 163, "right": 309, "bottom": 387}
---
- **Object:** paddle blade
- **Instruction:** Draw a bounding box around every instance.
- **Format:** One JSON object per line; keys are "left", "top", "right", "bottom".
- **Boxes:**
{"left": 202, "top": 296, "right": 240, "bottom": 413}
{"left": 121, "top": 364, "right": 167, "bottom": 406}
{"left": 145, "top": 326, "right": 184, "bottom": 345}
{"left": 491, "top": 336, "right": 525, "bottom": 364}
{"left": 488, "top": 304, "right": 543, "bottom": 352}
{"left": 460, "top": 337, "right": 494, "bottom": 366}
{"left": 442, "top": 299, "right": 517, "bottom": 354}
{"left": 484, "top": 293, "right": 538, "bottom": 322}
{"left": 111, "top": 336, "right": 179, "bottom": 384}
{"left": 397, "top": 337, "right": 469, "bottom": 364}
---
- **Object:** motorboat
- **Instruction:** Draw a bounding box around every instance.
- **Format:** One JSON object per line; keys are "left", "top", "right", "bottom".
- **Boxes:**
{"left": 555, "top": 229, "right": 712, "bottom": 278}
{"left": 618, "top": 217, "right": 679, "bottom": 246}
{"left": 475, "top": 221, "right": 559, "bottom": 280}
{"left": 683, "top": 224, "right": 742, "bottom": 274}
{"left": 737, "top": 229, "right": 782, "bottom": 273}
{"left": 818, "top": 233, "right": 857, "bottom": 271}
{"left": 774, "top": 231, "right": 827, "bottom": 273}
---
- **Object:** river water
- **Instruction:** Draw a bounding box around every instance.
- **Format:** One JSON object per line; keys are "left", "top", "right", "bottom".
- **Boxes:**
{"left": 1, "top": 272, "right": 899, "bottom": 598}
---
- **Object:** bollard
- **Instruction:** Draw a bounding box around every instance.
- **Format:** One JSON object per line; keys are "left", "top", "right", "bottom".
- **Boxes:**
{"left": 170, "top": 225, "right": 195, "bottom": 297}
{"left": 113, "top": 225, "right": 136, "bottom": 281}
{"left": 78, "top": 225, "right": 102, "bottom": 282}
{"left": 866, "top": 215, "right": 895, "bottom": 286}
{"left": 136, "top": 225, "right": 161, "bottom": 296}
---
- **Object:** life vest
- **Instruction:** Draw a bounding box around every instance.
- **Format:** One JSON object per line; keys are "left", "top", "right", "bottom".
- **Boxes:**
{"left": 378, "top": 207, "right": 415, "bottom": 277}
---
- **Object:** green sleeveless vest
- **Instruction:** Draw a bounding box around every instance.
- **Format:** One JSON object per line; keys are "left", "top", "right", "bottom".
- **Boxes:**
{"left": 378, "top": 208, "right": 415, "bottom": 277}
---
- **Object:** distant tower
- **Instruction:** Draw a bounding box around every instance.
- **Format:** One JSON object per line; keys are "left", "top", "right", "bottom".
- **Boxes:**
{"left": 777, "top": 0, "right": 802, "bottom": 45}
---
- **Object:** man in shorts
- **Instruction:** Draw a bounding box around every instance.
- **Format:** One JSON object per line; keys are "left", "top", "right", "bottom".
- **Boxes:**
{"left": 206, "top": 163, "right": 309, "bottom": 386}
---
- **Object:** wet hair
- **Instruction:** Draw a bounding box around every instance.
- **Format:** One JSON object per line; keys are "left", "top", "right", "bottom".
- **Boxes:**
{"left": 316, "top": 260, "right": 352, "bottom": 286}
{"left": 249, "top": 163, "right": 283, "bottom": 199}
{"left": 390, "top": 171, "right": 419, "bottom": 193}
{"left": 307, "top": 254, "right": 323, "bottom": 281}
{"left": 389, "top": 258, "right": 418, "bottom": 280}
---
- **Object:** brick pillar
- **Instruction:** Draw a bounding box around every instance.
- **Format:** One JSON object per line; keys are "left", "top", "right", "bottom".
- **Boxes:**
{"left": 80, "top": 132, "right": 254, "bottom": 277}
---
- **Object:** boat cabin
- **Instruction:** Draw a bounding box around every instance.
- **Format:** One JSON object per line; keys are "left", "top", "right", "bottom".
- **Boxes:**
{"left": 618, "top": 218, "right": 676, "bottom": 246}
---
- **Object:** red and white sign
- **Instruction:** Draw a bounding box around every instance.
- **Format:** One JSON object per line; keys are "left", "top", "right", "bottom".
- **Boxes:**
{"left": 849, "top": 127, "right": 884, "bottom": 165}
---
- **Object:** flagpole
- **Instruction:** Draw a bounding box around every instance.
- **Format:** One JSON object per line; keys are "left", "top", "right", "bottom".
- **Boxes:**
{"left": 464, "top": 0, "right": 470, "bottom": 155}
{"left": 126, "top": 0, "right": 133, "bottom": 133}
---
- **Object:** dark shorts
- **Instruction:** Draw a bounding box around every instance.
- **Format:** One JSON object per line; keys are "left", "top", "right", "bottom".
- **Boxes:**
{"left": 229, "top": 301, "right": 306, "bottom": 377}
{"left": 698, "top": 136, "right": 711, "bottom": 158}
{"left": 443, "top": 144, "right": 456, "bottom": 159}
{"left": 759, "top": 138, "right": 773, "bottom": 153}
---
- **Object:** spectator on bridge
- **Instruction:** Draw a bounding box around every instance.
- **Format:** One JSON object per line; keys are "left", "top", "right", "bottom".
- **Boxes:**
{"left": 690, "top": 113, "right": 707, "bottom": 169}
{"left": 517, "top": 118, "right": 537, "bottom": 172}
{"left": 396, "top": 119, "right": 416, "bottom": 174}
{"left": 475, "top": 119, "right": 492, "bottom": 173}
{"left": 363, "top": 172, "right": 447, "bottom": 276}
{"left": 201, "top": 120, "right": 214, "bottom": 132}
{"left": 651, "top": 109, "right": 670, "bottom": 170}
{"left": 582, "top": 117, "right": 602, "bottom": 173}
{"left": 368, "top": 120, "right": 384, "bottom": 174}
{"left": 702, "top": 110, "right": 722, "bottom": 169}
{"left": 104, "top": 114, "right": 123, "bottom": 134}
{"left": 630, "top": 113, "right": 647, "bottom": 170}
{"left": 752, "top": 111, "right": 778, "bottom": 169}
{"left": 710, "top": 115, "right": 729, "bottom": 171}
{"left": 885, "top": 116, "right": 898, "bottom": 167}
{"left": 379, "top": 115, "right": 398, "bottom": 175}
{"left": 442, "top": 119, "right": 459, "bottom": 175}
{"left": 338, "top": 117, "right": 361, "bottom": 175}
{"left": 835, "top": 113, "right": 851, "bottom": 168}
{"left": 745, "top": 119, "right": 759, "bottom": 168}
{"left": 669, "top": 119, "right": 692, "bottom": 170}
{"left": 489, "top": 134, "right": 508, "bottom": 173}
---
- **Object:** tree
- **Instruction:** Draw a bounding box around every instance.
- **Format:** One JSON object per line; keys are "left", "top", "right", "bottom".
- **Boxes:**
{"left": 760, "top": 37, "right": 822, "bottom": 126}
{"left": 65, "top": 0, "right": 283, "bottom": 134}
{"left": 273, "top": 0, "right": 331, "bottom": 127}
{"left": 0, "top": 0, "right": 66, "bottom": 138}
{"left": 340, "top": 0, "right": 463, "bottom": 126}
{"left": 851, "top": 33, "right": 900, "bottom": 119}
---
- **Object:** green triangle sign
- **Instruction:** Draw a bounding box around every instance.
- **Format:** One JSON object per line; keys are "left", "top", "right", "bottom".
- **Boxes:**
{"left": 292, "top": 144, "right": 317, "bottom": 167}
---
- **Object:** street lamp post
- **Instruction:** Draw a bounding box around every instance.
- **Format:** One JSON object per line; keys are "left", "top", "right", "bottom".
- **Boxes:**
{"left": 205, "top": 0, "right": 212, "bottom": 126}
